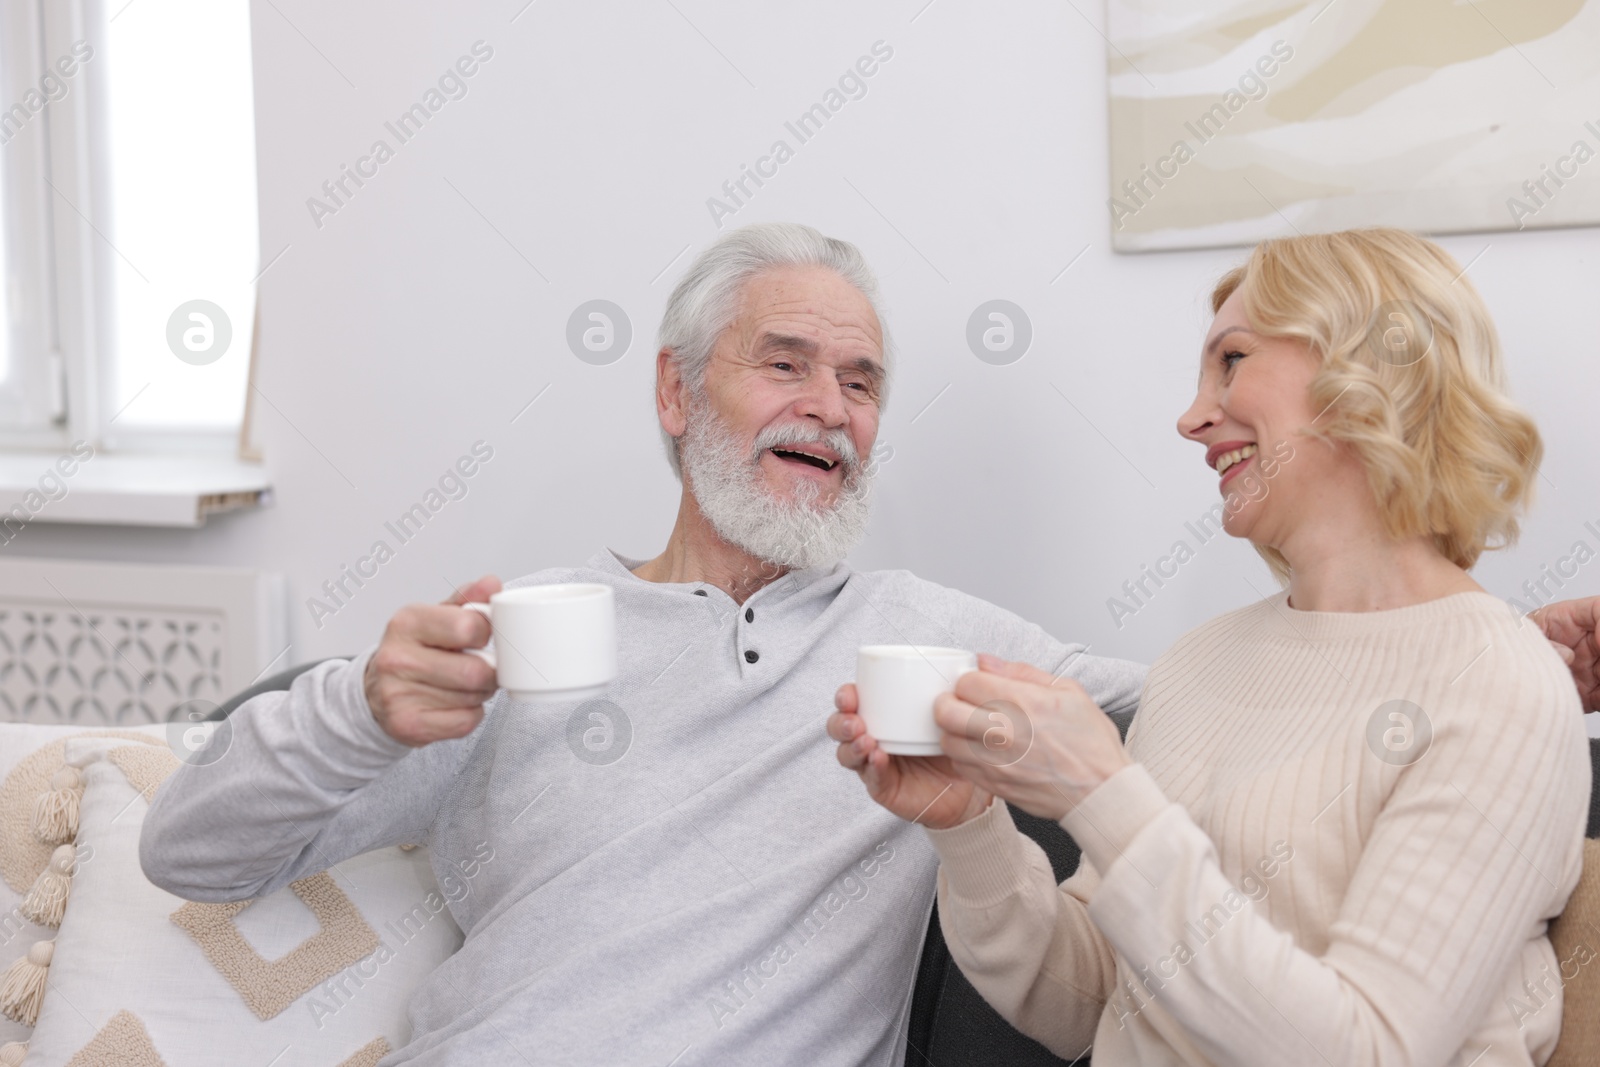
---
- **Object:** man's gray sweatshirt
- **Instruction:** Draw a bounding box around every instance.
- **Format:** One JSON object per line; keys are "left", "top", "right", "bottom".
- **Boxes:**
{"left": 140, "top": 549, "right": 1146, "bottom": 1065}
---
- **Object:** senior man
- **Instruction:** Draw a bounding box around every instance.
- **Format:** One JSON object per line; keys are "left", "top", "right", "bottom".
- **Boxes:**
{"left": 141, "top": 222, "right": 1600, "bottom": 1066}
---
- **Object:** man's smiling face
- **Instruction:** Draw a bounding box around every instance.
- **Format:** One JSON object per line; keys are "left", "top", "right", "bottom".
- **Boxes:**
{"left": 696, "top": 265, "right": 885, "bottom": 509}
{"left": 655, "top": 263, "right": 888, "bottom": 573}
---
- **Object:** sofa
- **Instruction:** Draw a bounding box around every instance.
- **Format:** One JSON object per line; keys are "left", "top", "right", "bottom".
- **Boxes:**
{"left": 0, "top": 665, "right": 1588, "bottom": 1065}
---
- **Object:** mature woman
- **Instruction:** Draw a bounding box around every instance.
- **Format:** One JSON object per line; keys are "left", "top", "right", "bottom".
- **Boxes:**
{"left": 829, "top": 229, "right": 1590, "bottom": 1065}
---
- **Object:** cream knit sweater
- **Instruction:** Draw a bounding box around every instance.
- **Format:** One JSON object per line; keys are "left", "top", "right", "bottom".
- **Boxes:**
{"left": 927, "top": 590, "right": 1589, "bottom": 1066}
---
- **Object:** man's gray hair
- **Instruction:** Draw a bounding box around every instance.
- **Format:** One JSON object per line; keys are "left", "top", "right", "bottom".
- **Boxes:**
{"left": 657, "top": 222, "right": 892, "bottom": 478}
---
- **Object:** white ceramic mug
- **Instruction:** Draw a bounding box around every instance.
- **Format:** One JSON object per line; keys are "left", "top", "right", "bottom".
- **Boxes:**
{"left": 464, "top": 584, "right": 617, "bottom": 703}
{"left": 856, "top": 645, "right": 978, "bottom": 756}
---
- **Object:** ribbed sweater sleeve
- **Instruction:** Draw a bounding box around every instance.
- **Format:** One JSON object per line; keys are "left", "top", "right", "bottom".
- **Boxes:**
{"left": 926, "top": 797, "right": 1116, "bottom": 1058}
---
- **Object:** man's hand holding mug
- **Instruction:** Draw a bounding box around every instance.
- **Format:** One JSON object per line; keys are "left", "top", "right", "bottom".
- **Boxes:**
{"left": 365, "top": 575, "right": 504, "bottom": 748}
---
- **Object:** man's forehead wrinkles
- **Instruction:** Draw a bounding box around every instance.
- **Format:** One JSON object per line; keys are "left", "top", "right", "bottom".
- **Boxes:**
{"left": 749, "top": 305, "right": 878, "bottom": 335}
{"left": 754, "top": 322, "right": 879, "bottom": 346}
{"left": 732, "top": 315, "right": 881, "bottom": 357}
{"left": 757, "top": 333, "right": 821, "bottom": 354}
{"left": 722, "top": 274, "right": 884, "bottom": 360}
{"left": 744, "top": 283, "right": 873, "bottom": 314}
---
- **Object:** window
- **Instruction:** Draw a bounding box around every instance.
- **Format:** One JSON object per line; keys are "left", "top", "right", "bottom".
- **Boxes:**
{"left": 0, "top": 2, "right": 60, "bottom": 439}
{"left": 0, "top": 0, "right": 259, "bottom": 454}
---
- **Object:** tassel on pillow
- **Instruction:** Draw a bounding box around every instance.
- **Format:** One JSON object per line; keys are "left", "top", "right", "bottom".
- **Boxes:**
{"left": 32, "top": 766, "right": 83, "bottom": 845}
{"left": 0, "top": 940, "right": 52, "bottom": 1026}
{"left": 0, "top": 1041, "right": 25, "bottom": 1065}
{"left": 20, "top": 844, "right": 78, "bottom": 927}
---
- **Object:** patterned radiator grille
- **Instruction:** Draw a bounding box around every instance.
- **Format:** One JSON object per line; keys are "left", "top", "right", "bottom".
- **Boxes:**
{"left": 0, "top": 603, "right": 226, "bottom": 724}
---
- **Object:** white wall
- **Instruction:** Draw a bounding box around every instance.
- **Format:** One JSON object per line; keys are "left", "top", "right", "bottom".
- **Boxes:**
{"left": 16, "top": 0, "right": 1600, "bottom": 676}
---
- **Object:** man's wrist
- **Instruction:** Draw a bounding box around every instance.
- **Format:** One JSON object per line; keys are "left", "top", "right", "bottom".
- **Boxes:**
{"left": 340, "top": 649, "right": 416, "bottom": 759}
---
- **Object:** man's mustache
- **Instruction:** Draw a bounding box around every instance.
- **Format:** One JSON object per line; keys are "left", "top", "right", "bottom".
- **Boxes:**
{"left": 748, "top": 424, "right": 863, "bottom": 477}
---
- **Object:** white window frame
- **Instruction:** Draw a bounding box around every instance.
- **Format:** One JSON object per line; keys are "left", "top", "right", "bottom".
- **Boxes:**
{"left": 0, "top": 0, "right": 267, "bottom": 527}
{"left": 0, "top": 0, "right": 69, "bottom": 445}
{"left": 0, "top": 0, "right": 254, "bottom": 459}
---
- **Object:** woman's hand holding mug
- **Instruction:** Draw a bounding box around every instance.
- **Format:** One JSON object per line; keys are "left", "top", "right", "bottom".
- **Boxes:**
{"left": 932, "top": 654, "right": 1131, "bottom": 823}
{"left": 830, "top": 652, "right": 1132, "bottom": 828}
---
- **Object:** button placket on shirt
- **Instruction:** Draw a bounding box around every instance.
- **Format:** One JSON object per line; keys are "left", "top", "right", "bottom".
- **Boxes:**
{"left": 737, "top": 573, "right": 805, "bottom": 666}
{"left": 690, "top": 585, "right": 759, "bottom": 666}
{"left": 741, "top": 604, "right": 758, "bottom": 663}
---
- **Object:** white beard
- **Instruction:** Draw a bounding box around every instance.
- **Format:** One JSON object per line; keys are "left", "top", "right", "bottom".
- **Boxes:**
{"left": 678, "top": 396, "right": 874, "bottom": 571}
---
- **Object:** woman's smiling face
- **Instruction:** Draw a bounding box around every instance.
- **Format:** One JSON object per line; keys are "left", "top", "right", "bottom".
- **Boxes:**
{"left": 1176, "top": 289, "right": 1344, "bottom": 545}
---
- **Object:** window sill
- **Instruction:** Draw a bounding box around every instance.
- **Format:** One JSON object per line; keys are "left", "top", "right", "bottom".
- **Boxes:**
{"left": 0, "top": 453, "right": 270, "bottom": 528}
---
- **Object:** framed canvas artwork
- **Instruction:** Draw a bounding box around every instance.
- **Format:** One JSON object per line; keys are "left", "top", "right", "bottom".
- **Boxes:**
{"left": 1105, "top": 0, "right": 1600, "bottom": 251}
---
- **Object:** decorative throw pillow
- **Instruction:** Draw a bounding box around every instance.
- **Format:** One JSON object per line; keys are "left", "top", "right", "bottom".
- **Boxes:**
{"left": 0, "top": 723, "right": 172, "bottom": 1047}
{"left": 20, "top": 737, "right": 467, "bottom": 1066}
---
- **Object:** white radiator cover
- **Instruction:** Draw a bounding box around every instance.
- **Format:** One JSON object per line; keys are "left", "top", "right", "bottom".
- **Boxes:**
{"left": 0, "top": 559, "right": 287, "bottom": 725}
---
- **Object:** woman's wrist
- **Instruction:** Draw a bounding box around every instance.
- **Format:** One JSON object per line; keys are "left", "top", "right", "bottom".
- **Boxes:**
{"left": 1056, "top": 747, "right": 1135, "bottom": 820}
{"left": 946, "top": 788, "right": 994, "bottom": 828}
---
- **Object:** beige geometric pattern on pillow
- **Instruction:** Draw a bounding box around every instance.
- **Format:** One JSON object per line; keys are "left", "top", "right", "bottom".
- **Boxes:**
{"left": 0, "top": 731, "right": 166, "bottom": 892}
{"left": 169, "top": 873, "right": 381, "bottom": 1021}
{"left": 104, "top": 745, "right": 181, "bottom": 803}
{"left": 336, "top": 1037, "right": 393, "bottom": 1066}
{"left": 64, "top": 1009, "right": 168, "bottom": 1066}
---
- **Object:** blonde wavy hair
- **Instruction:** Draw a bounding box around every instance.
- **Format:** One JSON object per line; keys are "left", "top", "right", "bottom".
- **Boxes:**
{"left": 1211, "top": 228, "right": 1541, "bottom": 582}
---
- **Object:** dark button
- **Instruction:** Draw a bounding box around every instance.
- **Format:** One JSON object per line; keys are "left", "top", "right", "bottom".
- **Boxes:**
{"left": 693, "top": 589, "right": 708, "bottom": 597}
{"left": 744, "top": 608, "right": 754, "bottom": 623}
{"left": 744, "top": 649, "right": 759, "bottom": 664}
